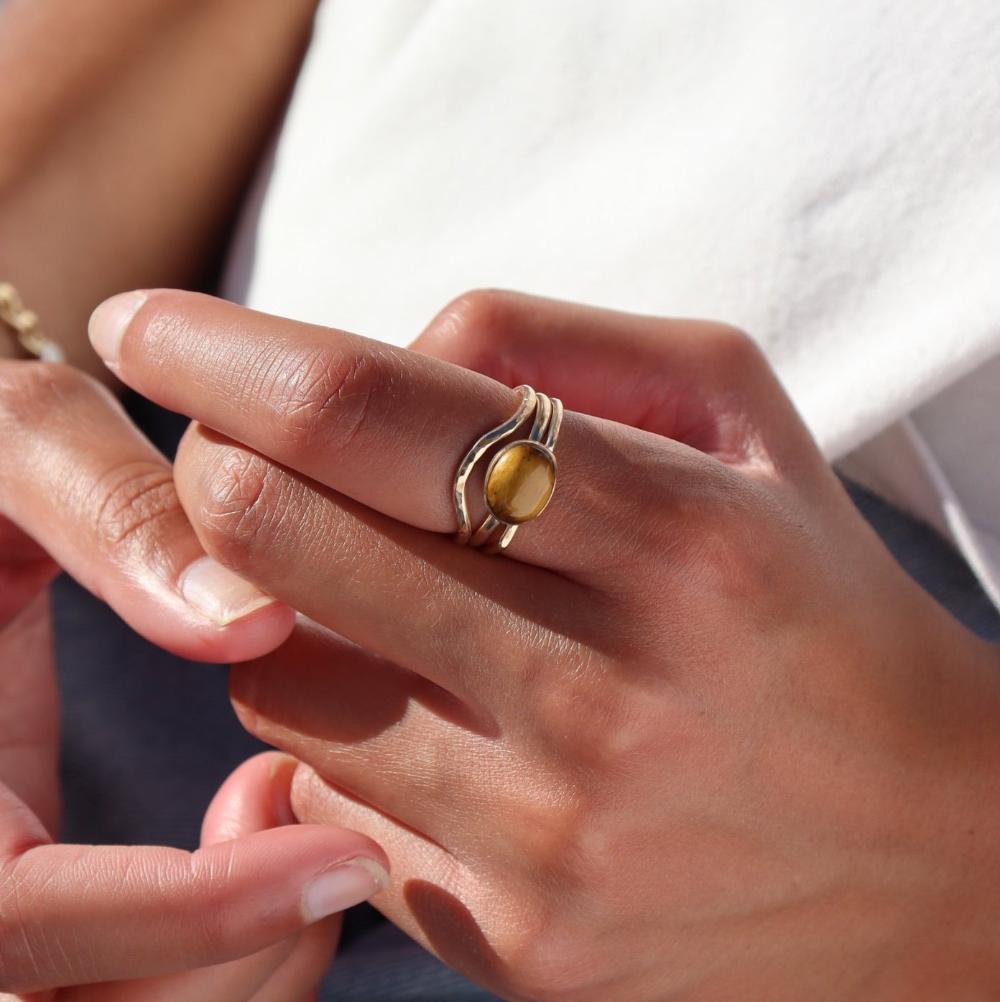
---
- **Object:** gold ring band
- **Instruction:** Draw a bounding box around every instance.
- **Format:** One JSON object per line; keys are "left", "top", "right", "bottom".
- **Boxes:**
{"left": 0, "top": 282, "right": 65, "bottom": 362}
{"left": 453, "top": 384, "right": 563, "bottom": 554}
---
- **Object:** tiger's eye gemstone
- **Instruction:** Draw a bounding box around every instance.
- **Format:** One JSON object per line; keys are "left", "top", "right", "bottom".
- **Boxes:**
{"left": 484, "top": 441, "right": 557, "bottom": 524}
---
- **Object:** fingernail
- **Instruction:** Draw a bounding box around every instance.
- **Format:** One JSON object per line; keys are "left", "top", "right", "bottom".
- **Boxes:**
{"left": 88, "top": 290, "right": 147, "bottom": 366}
{"left": 178, "top": 556, "right": 276, "bottom": 626}
{"left": 303, "top": 859, "right": 388, "bottom": 921}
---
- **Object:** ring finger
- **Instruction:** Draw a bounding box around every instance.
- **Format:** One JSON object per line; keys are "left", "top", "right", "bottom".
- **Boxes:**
{"left": 88, "top": 289, "right": 695, "bottom": 578}
{"left": 171, "top": 423, "right": 595, "bottom": 711}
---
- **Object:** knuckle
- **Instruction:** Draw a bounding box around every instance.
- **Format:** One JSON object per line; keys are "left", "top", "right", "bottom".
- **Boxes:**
{"left": 193, "top": 447, "right": 290, "bottom": 571}
{"left": 492, "top": 764, "right": 599, "bottom": 894}
{"left": 680, "top": 520, "right": 751, "bottom": 597}
{"left": 498, "top": 913, "right": 599, "bottom": 1002}
{"left": 422, "top": 288, "right": 520, "bottom": 364}
{"left": 500, "top": 814, "right": 667, "bottom": 1002}
{"left": 491, "top": 775, "right": 671, "bottom": 1000}
{"left": 90, "top": 460, "right": 183, "bottom": 556}
{"left": 670, "top": 476, "right": 770, "bottom": 598}
{"left": 508, "top": 794, "right": 590, "bottom": 883}
{"left": 703, "top": 322, "right": 766, "bottom": 374}
{"left": 532, "top": 675, "right": 616, "bottom": 759}
{"left": 533, "top": 673, "right": 671, "bottom": 776}
{"left": 639, "top": 453, "right": 753, "bottom": 548}
{"left": 481, "top": 821, "right": 595, "bottom": 1000}
{"left": 263, "top": 344, "right": 395, "bottom": 459}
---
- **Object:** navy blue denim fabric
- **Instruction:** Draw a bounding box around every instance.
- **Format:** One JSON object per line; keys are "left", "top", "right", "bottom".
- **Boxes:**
{"left": 50, "top": 401, "right": 999, "bottom": 1000}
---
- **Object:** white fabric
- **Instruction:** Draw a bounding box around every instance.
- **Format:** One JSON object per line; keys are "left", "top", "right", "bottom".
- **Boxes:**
{"left": 223, "top": 0, "right": 1000, "bottom": 604}
{"left": 843, "top": 361, "right": 1000, "bottom": 608}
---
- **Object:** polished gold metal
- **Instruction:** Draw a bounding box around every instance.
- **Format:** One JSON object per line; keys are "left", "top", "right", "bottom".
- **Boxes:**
{"left": 0, "top": 282, "right": 65, "bottom": 362}
{"left": 453, "top": 384, "right": 563, "bottom": 554}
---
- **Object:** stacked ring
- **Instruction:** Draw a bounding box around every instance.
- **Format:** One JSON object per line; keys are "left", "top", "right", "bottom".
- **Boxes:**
{"left": 453, "top": 384, "right": 564, "bottom": 554}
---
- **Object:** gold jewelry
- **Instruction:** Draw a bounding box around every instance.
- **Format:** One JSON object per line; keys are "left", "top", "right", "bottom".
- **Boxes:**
{"left": 0, "top": 282, "right": 65, "bottom": 362}
{"left": 454, "top": 384, "right": 563, "bottom": 554}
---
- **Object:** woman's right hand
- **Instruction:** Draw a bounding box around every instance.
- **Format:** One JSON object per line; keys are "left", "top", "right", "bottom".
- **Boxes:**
{"left": 0, "top": 355, "right": 389, "bottom": 997}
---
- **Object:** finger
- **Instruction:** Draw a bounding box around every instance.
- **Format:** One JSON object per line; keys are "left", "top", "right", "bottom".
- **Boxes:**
{"left": 0, "top": 359, "right": 295, "bottom": 662}
{"left": 0, "top": 781, "right": 388, "bottom": 994}
{"left": 68, "top": 753, "right": 343, "bottom": 1002}
{"left": 173, "top": 424, "right": 598, "bottom": 707}
{"left": 0, "top": 517, "right": 57, "bottom": 629}
{"left": 290, "top": 764, "right": 463, "bottom": 944}
{"left": 193, "top": 754, "right": 338, "bottom": 1002}
{"left": 64, "top": 753, "right": 299, "bottom": 1002}
{"left": 90, "top": 289, "right": 708, "bottom": 574}
{"left": 247, "top": 919, "right": 338, "bottom": 1002}
{"left": 193, "top": 753, "right": 326, "bottom": 1002}
{"left": 411, "top": 289, "right": 819, "bottom": 470}
{"left": 63, "top": 937, "right": 299, "bottom": 1002}
{"left": 288, "top": 764, "right": 511, "bottom": 996}
{"left": 0, "top": 592, "right": 58, "bottom": 835}
{"left": 230, "top": 621, "right": 503, "bottom": 842}
{"left": 200, "top": 750, "right": 300, "bottom": 845}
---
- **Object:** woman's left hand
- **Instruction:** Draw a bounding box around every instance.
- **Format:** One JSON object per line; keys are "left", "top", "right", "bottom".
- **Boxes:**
{"left": 92, "top": 288, "right": 1000, "bottom": 1001}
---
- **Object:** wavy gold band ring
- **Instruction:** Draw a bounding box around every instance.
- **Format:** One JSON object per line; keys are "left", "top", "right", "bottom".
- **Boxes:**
{"left": 453, "top": 384, "right": 564, "bottom": 554}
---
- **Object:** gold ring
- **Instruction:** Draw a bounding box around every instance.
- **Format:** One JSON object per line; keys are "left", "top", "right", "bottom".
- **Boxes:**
{"left": 453, "top": 384, "right": 564, "bottom": 554}
{"left": 0, "top": 282, "right": 65, "bottom": 362}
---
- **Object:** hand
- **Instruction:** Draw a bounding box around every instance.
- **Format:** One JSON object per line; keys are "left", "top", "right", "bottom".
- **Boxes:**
{"left": 53, "top": 752, "right": 384, "bottom": 1002}
{"left": 95, "top": 288, "right": 1000, "bottom": 1001}
{"left": 0, "top": 357, "right": 389, "bottom": 997}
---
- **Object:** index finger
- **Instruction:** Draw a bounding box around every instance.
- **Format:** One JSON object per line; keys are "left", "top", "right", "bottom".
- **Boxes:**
{"left": 0, "top": 810, "right": 386, "bottom": 994}
{"left": 88, "top": 290, "right": 688, "bottom": 575}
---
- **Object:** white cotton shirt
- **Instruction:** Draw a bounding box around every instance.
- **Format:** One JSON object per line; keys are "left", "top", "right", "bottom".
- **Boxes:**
{"left": 223, "top": 0, "right": 1000, "bottom": 606}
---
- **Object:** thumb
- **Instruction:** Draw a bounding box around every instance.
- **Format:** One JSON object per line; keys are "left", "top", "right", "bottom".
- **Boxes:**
{"left": 69, "top": 753, "right": 348, "bottom": 1002}
{"left": 199, "top": 753, "right": 345, "bottom": 1002}
{"left": 0, "top": 775, "right": 388, "bottom": 995}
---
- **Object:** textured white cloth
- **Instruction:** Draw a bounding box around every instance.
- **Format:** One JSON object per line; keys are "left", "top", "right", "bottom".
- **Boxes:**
{"left": 223, "top": 0, "right": 1000, "bottom": 604}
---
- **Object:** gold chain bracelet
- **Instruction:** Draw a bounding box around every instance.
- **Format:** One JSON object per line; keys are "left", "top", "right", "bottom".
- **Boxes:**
{"left": 0, "top": 281, "right": 65, "bottom": 362}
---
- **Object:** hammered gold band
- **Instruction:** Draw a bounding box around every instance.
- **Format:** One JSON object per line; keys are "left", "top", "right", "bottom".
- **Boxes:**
{"left": 453, "top": 384, "right": 564, "bottom": 554}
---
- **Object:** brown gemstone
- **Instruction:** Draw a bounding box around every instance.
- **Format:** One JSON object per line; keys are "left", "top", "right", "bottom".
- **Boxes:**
{"left": 484, "top": 441, "right": 557, "bottom": 524}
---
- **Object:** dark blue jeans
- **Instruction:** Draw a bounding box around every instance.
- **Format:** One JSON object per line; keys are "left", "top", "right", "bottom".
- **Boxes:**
{"left": 52, "top": 400, "right": 1000, "bottom": 1000}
